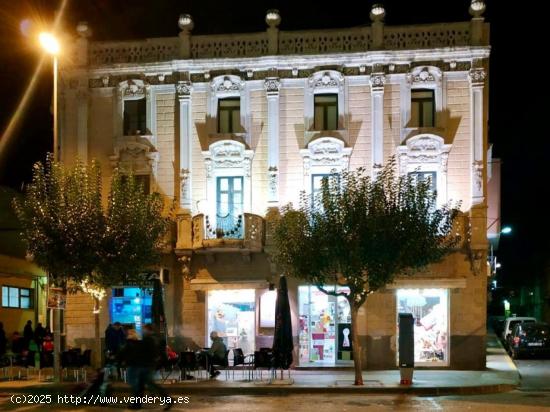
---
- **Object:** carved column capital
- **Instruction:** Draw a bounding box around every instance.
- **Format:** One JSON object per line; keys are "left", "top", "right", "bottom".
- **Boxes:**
{"left": 370, "top": 73, "right": 386, "bottom": 93}
{"left": 468, "top": 68, "right": 486, "bottom": 88}
{"left": 177, "top": 81, "right": 193, "bottom": 100}
{"left": 264, "top": 77, "right": 281, "bottom": 97}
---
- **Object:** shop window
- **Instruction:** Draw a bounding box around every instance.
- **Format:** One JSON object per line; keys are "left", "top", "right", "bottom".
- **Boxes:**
{"left": 123, "top": 98, "right": 147, "bottom": 135}
{"left": 396, "top": 289, "right": 449, "bottom": 365}
{"left": 408, "top": 171, "right": 437, "bottom": 193}
{"left": 207, "top": 289, "right": 256, "bottom": 353}
{"left": 298, "top": 285, "right": 352, "bottom": 365}
{"left": 314, "top": 94, "right": 338, "bottom": 130}
{"left": 218, "top": 97, "right": 241, "bottom": 133}
{"left": 110, "top": 287, "right": 152, "bottom": 335}
{"left": 411, "top": 89, "right": 435, "bottom": 128}
{"left": 1, "top": 286, "right": 33, "bottom": 309}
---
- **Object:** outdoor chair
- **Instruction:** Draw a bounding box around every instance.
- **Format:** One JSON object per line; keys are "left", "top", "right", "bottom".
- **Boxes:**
{"left": 178, "top": 351, "right": 202, "bottom": 381}
{"left": 158, "top": 352, "right": 179, "bottom": 383}
{"left": 62, "top": 350, "right": 84, "bottom": 381}
{"left": 252, "top": 350, "right": 274, "bottom": 381}
{"left": 11, "top": 351, "right": 35, "bottom": 380}
{"left": 210, "top": 350, "right": 230, "bottom": 380}
{"left": 232, "top": 348, "right": 253, "bottom": 380}
{"left": 38, "top": 351, "right": 54, "bottom": 382}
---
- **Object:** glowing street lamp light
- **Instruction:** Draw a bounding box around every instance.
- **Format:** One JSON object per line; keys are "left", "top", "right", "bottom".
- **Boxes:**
{"left": 39, "top": 32, "right": 60, "bottom": 55}
{"left": 501, "top": 226, "right": 512, "bottom": 235}
{"left": 39, "top": 32, "right": 60, "bottom": 160}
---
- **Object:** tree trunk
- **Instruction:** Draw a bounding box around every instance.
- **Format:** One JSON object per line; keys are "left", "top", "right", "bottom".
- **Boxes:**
{"left": 350, "top": 303, "right": 363, "bottom": 385}
{"left": 94, "top": 297, "right": 101, "bottom": 368}
{"left": 53, "top": 308, "right": 61, "bottom": 383}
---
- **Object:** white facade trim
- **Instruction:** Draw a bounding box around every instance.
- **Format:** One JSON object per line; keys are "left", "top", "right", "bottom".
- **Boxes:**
{"left": 201, "top": 140, "right": 254, "bottom": 220}
{"left": 299, "top": 137, "right": 352, "bottom": 194}
{"left": 304, "top": 70, "right": 346, "bottom": 133}
{"left": 397, "top": 134, "right": 451, "bottom": 206}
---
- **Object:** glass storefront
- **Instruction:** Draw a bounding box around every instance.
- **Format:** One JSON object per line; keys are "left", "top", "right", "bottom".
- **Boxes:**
{"left": 396, "top": 288, "right": 449, "bottom": 366}
{"left": 298, "top": 285, "right": 352, "bottom": 365}
{"left": 110, "top": 287, "right": 152, "bottom": 336}
{"left": 207, "top": 289, "right": 255, "bottom": 353}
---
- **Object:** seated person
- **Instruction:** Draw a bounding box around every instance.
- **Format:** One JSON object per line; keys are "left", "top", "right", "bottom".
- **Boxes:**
{"left": 200, "top": 331, "right": 227, "bottom": 378}
{"left": 42, "top": 335, "right": 54, "bottom": 352}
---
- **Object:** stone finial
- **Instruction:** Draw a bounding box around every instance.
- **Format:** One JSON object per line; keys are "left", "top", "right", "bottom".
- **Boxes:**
{"left": 370, "top": 4, "right": 385, "bottom": 22}
{"left": 76, "top": 21, "right": 91, "bottom": 38}
{"left": 178, "top": 14, "right": 194, "bottom": 32}
{"left": 469, "top": 0, "right": 486, "bottom": 18}
{"left": 266, "top": 9, "right": 281, "bottom": 28}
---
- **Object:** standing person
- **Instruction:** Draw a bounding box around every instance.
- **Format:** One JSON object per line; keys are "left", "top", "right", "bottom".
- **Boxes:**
{"left": 0, "top": 322, "right": 6, "bottom": 357}
{"left": 141, "top": 324, "right": 172, "bottom": 410}
{"left": 23, "top": 320, "right": 33, "bottom": 346}
{"left": 34, "top": 322, "right": 46, "bottom": 348}
{"left": 202, "top": 331, "right": 227, "bottom": 378}
{"left": 117, "top": 329, "right": 143, "bottom": 410}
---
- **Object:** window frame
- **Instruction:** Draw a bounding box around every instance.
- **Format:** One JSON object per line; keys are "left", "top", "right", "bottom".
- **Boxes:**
{"left": 313, "top": 93, "right": 339, "bottom": 131}
{"left": 408, "top": 171, "right": 437, "bottom": 193}
{"left": 123, "top": 98, "right": 147, "bottom": 136}
{"left": 1, "top": 286, "right": 34, "bottom": 309}
{"left": 411, "top": 89, "right": 435, "bottom": 128}
{"left": 217, "top": 97, "right": 242, "bottom": 134}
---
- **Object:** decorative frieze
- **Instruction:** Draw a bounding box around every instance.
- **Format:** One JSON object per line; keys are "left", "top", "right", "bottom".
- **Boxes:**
{"left": 211, "top": 75, "right": 245, "bottom": 93}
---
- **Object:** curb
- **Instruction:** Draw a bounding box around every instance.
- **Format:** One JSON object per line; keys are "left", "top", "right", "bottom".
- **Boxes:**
{"left": 0, "top": 382, "right": 518, "bottom": 397}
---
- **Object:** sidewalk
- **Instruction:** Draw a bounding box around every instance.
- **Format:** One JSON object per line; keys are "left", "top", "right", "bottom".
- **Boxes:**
{"left": 0, "top": 334, "right": 519, "bottom": 396}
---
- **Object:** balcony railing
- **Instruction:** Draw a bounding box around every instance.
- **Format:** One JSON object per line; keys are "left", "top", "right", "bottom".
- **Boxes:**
{"left": 182, "top": 213, "right": 264, "bottom": 252}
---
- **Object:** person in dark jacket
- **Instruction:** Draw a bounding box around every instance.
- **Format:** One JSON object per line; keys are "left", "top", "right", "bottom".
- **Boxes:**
{"left": 0, "top": 322, "right": 6, "bottom": 356}
{"left": 201, "top": 331, "right": 227, "bottom": 378}
{"left": 34, "top": 322, "right": 46, "bottom": 348}
{"left": 119, "top": 327, "right": 172, "bottom": 410}
{"left": 23, "top": 320, "right": 33, "bottom": 347}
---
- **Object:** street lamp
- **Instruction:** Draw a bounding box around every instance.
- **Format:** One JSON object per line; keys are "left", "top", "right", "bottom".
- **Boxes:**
{"left": 39, "top": 32, "right": 60, "bottom": 161}
{"left": 501, "top": 226, "right": 512, "bottom": 235}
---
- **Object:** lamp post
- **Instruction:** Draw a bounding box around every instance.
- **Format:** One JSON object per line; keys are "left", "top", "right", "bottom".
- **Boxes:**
{"left": 39, "top": 32, "right": 60, "bottom": 160}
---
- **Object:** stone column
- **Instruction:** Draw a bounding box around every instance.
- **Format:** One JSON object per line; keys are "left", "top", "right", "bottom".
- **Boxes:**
{"left": 76, "top": 87, "right": 88, "bottom": 162}
{"left": 370, "top": 72, "right": 386, "bottom": 177}
{"left": 177, "top": 81, "right": 193, "bottom": 210}
{"left": 468, "top": 67, "right": 486, "bottom": 206}
{"left": 264, "top": 78, "right": 281, "bottom": 206}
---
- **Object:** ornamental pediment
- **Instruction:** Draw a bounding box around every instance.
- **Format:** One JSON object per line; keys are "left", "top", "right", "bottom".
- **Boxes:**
{"left": 300, "top": 137, "right": 352, "bottom": 171}
{"left": 308, "top": 70, "right": 344, "bottom": 91}
{"left": 202, "top": 140, "right": 254, "bottom": 176}
{"left": 118, "top": 79, "right": 147, "bottom": 99}
{"left": 210, "top": 75, "right": 245, "bottom": 94}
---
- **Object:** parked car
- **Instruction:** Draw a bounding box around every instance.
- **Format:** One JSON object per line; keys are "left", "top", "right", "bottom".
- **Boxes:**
{"left": 508, "top": 322, "right": 550, "bottom": 359}
{"left": 501, "top": 317, "right": 536, "bottom": 344}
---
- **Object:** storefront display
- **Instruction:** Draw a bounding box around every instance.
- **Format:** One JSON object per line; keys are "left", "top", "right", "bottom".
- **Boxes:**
{"left": 298, "top": 285, "right": 352, "bottom": 365}
{"left": 110, "top": 287, "right": 152, "bottom": 335}
{"left": 396, "top": 288, "right": 449, "bottom": 365}
{"left": 207, "top": 289, "right": 255, "bottom": 353}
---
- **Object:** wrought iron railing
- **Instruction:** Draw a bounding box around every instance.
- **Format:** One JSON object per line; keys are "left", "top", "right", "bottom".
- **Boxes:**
{"left": 204, "top": 214, "right": 243, "bottom": 239}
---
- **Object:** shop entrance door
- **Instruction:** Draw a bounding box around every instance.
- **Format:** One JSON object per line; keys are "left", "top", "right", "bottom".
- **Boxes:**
{"left": 298, "top": 286, "right": 352, "bottom": 366}
{"left": 207, "top": 289, "right": 255, "bottom": 353}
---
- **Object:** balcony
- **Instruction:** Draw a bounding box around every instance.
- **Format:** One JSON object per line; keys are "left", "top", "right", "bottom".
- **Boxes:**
{"left": 176, "top": 212, "right": 265, "bottom": 258}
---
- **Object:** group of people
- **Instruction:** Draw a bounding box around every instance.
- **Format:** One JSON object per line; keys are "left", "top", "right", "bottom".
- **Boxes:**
{"left": 0, "top": 320, "right": 54, "bottom": 361}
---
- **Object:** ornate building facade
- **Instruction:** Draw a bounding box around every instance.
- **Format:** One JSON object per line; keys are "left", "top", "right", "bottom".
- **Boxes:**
{"left": 60, "top": 3, "right": 491, "bottom": 369}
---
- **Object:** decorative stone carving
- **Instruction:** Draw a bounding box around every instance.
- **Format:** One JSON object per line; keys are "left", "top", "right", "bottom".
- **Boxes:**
{"left": 176, "top": 81, "right": 193, "bottom": 99}
{"left": 119, "top": 79, "right": 146, "bottom": 99}
{"left": 308, "top": 71, "right": 344, "bottom": 92}
{"left": 180, "top": 168, "right": 190, "bottom": 202}
{"left": 407, "top": 66, "right": 442, "bottom": 85}
{"left": 473, "top": 160, "right": 484, "bottom": 195}
{"left": 300, "top": 137, "right": 352, "bottom": 176}
{"left": 178, "top": 255, "right": 193, "bottom": 281}
{"left": 268, "top": 166, "right": 278, "bottom": 199}
{"left": 397, "top": 134, "right": 451, "bottom": 202}
{"left": 468, "top": 68, "right": 486, "bottom": 86}
{"left": 369, "top": 73, "right": 386, "bottom": 92}
{"left": 102, "top": 76, "right": 110, "bottom": 87}
{"left": 264, "top": 77, "right": 281, "bottom": 96}
{"left": 202, "top": 140, "right": 254, "bottom": 176}
{"left": 211, "top": 75, "right": 245, "bottom": 93}
{"left": 110, "top": 135, "right": 159, "bottom": 176}
{"left": 243, "top": 213, "right": 264, "bottom": 251}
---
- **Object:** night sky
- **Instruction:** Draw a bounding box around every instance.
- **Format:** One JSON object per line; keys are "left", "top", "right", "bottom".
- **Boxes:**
{"left": 0, "top": 1, "right": 545, "bottom": 294}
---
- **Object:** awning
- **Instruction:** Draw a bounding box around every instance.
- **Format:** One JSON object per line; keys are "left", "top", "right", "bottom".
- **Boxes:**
{"left": 190, "top": 279, "right": 270, "bottom": 291}
{"left": 385, "top": 277, "right": 467, "bottom": 290}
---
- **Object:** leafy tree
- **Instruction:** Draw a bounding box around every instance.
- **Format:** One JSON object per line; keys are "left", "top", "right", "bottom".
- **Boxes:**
{"left": 13, "top": 155, "right": 170, "bottom": 371}
{"left": 272, "top": 158, "right": 461, "bottom": 385}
